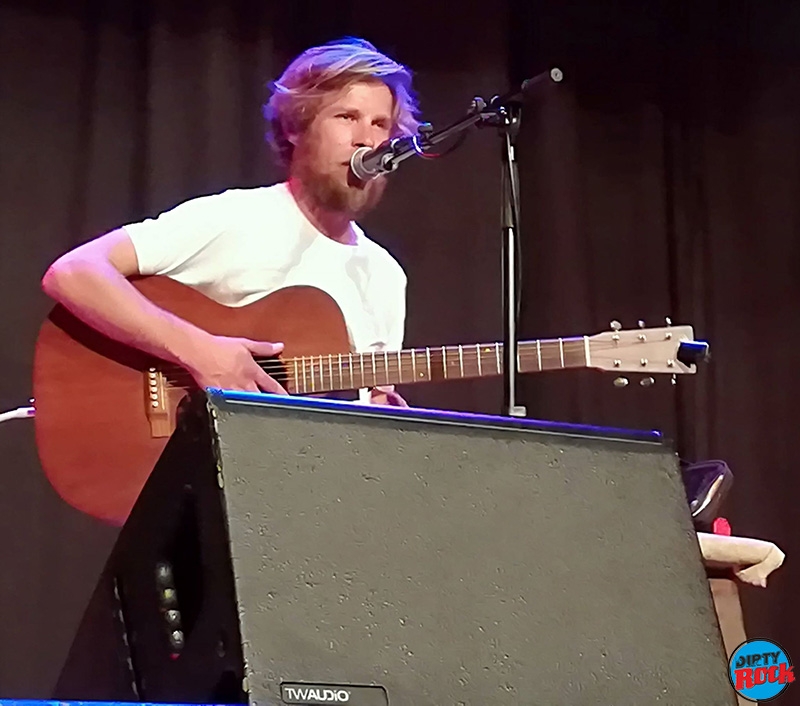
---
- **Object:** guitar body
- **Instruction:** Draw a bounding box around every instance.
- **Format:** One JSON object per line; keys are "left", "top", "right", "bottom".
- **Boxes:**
{"left": 33, "top": 277, "right": 352, "bottom": 525}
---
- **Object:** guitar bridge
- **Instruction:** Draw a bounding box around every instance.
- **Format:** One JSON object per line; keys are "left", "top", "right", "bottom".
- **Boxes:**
{"left": 145, "top": 368, "right": 173, "bottom": 438}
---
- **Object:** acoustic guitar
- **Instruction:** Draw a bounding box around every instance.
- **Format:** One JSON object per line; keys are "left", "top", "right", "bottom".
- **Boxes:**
{"left": 32, "top": 276, "right": 708, "bottom": 525}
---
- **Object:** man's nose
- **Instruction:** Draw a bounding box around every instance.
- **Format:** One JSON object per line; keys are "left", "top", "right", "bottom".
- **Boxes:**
{"left": 353, "top": 122, "right": 378, "bottom": 149}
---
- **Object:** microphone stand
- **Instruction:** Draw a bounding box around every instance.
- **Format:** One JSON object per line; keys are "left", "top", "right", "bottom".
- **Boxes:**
{"left": 377, "top": 69, "right": 561, "bottom": 417}
{"left": 498, "top": 104, "right": 525, "bottom": 417}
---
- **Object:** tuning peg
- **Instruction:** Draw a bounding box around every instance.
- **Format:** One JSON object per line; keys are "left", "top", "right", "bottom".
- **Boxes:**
{"left": 671, "top": 374, "right": 677, "bottom": 385}
{"left": 613, "top": 376, "right": 629, "bottom": 388}
{"left": 640, "top": 377, "right": 655, "bottom": 387}
{"left": 638, "top": 320, "right": 645, "bottom": 328}
{"left": 665, "top": 317, "right": 672, "bottom": 326}
{"left": 609, "top": 320, "right": 622, "bottom": 343}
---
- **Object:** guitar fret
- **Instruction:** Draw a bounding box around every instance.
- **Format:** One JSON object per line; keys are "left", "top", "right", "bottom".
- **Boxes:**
{"left": 349, "top": 354, "right": 354, "bottom": 389}
{"left": 458, "top": 344, "right": 464, "bottom": 378}
{"left": 360, "top": 354, "right": 365, "bottom": 389}
{"left": 584, "top": 336, "right": 591, "bottom": 367}
{"left": 338, "top": 354, "right": 343, "bottom": 389}
{"left": 396, "top": 350, "right": 402, "bottom": 384}
{"left": 319, "top": 355, "right": 325, "bottom": 388}
{"left": 412, "top": 349, "right": 418, "bottom": 380}
{"left": 476, "top": 343, "right": 482, "bottom": 376}
{"left": 294, "top": 358, "right": 299, "bottom": 393}
{"left": 442, "top": 345, "right": 447, "bottom": 379}
{"left": 495, "top": 343, "right": 501, "bottom": 374}
{"left": 371, "top": 352, "right": 377, "bottom": 388}
{"left": 384, "top": 350, "right": 389, "bottom": 386}
{"left": 559, "top": 338, "right": 565, "bottom": 368}
{"left": 328, "top": 355, "right": 333, "bottom": 387}
{"left": 537, "top": 340, "right": 542, "bottom": 371}
{"left": 426, "top": 348, "right": 431, "bottom": 380}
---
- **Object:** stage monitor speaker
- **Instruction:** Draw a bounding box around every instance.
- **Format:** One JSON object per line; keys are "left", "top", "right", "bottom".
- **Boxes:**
{"left": 55, "top": 390, "right": 736, "bottom": 706}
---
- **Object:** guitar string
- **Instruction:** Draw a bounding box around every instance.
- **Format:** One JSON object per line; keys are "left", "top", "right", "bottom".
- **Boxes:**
{"left": 161, "top": 344, "right": 594, "bottom": 381}
{"left": 160, "top": 340, "right": 642, "bottom": 391}
{"left": 156, "top": 339, "right": 596, "bottom": 376}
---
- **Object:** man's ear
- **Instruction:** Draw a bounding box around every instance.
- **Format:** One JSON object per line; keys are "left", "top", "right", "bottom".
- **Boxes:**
{"left": 283, "top": 117, "right": 301, "bottom": 146}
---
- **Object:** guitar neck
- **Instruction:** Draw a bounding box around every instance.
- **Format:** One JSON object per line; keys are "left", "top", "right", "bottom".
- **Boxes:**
{"left": 279, "top": 337, "right": 589, "bottom": 395}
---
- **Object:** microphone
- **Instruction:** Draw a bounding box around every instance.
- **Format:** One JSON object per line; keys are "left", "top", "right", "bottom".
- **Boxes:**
{"left": 349, "top": 137, "right": 411, "bottom": 181}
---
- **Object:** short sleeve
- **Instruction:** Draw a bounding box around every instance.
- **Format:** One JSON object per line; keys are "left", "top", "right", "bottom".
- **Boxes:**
{"left": 123, "top": 192, "right": 227, "bottom": 276}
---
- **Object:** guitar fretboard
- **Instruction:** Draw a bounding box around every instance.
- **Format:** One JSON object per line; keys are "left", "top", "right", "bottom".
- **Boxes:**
{"left": 281, "top": 338, "right": 590, "bottom": 395}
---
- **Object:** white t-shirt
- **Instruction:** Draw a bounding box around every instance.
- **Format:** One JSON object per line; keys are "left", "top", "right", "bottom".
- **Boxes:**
{"left": 123, "top": 182, "right": 407, "bottom": 399}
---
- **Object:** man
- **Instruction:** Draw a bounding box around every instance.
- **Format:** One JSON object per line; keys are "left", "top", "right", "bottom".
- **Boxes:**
{"left": 42, "top": 37, "right": 419, "bottom": 406}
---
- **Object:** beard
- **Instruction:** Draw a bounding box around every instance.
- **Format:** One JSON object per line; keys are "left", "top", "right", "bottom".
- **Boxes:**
{"left": 293, "top": 150, "right": 387, "bottom": 219}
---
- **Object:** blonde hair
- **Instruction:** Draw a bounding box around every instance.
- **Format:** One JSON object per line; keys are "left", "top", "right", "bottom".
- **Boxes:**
{"left": 264, "top": 37, "right": 421, "bottom": 167}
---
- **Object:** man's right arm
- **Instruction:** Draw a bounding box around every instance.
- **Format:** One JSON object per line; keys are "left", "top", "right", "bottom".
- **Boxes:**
{"left": 41, "top": 229, "right": 286, "bottom": 393}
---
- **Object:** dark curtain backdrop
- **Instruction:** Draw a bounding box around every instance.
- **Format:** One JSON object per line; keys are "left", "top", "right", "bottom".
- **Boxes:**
{"left": 1, "top": 0, "right": 798, "bottom": 700}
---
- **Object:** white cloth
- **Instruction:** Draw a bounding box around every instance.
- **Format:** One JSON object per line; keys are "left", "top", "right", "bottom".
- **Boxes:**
{"left": 123, "top": 183, "right": 407, "bottom": 401}
{"left": 697, "top": 533, "right": 786, "bottom": 588}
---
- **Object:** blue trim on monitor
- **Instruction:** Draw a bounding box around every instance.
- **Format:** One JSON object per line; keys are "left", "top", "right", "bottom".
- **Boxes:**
{"left": 208, "top": 389, "right": 663, "bottom": 445}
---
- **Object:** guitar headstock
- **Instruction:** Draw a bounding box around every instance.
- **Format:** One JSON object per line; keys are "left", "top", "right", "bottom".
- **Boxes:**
{"left": 589, "top": 319, "right": 709, "bottom": 375}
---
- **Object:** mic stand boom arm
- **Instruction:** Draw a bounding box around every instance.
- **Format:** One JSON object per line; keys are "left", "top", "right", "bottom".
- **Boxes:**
{"left": 374, "top": 68, "right": 561, "bottom": 176}
{"left": 368, "top": 91, "right": 519, "bottom": 175}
